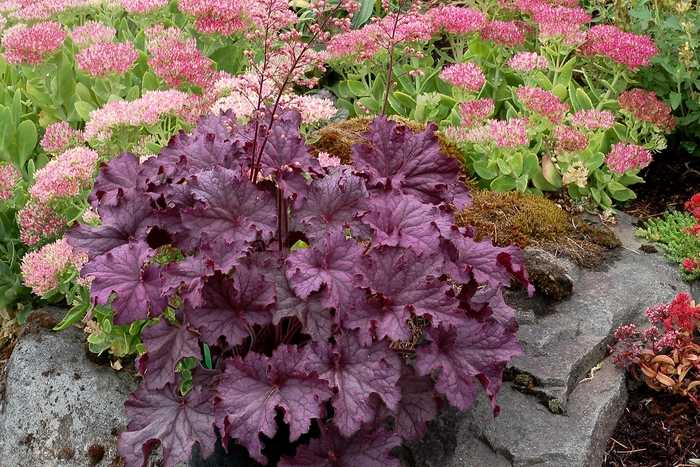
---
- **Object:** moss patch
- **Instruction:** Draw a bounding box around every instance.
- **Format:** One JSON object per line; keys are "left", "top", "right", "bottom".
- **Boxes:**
{"left": 455, "top": 190, "right": 621, "bottom": 268}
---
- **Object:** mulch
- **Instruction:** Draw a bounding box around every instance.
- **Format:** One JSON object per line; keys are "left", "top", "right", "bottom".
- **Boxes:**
{"left": 605, "top": 141, "right": 700, "bottom": 467}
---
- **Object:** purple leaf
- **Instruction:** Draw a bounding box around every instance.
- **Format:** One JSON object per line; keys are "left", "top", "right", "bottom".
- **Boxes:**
{"left": 161, "top": 253, "right": 215, "bottom": 308}
{"left": 118, "top": 383, "right": 216, "bottom": 467}
{"left": 215, "top": 345, "right": 333, "bottom": 464}
{"left": 286, "top": 230, "right": 365, "bottom": 311}
{"left": 350, "top": 117, "right": 471, "bottom": 209}
{"left": 415, "top": 321, "right": 523, "bottom": 416}
{"left": 267, "top": 265, "right": 337, "bottom": 341}
{"left": 363, "top": 190, "right": 452, "bottom": 254}
{"left": 354, "top": 246, "right": 464, "bottom": 342}
{"left": 441, "top": 226, "right": 534, "bottom": 294}
{"left": 200, "top": 238, "right": 251, "bottom": 274}
{"left": 458, "top": 280, "right": 519, "bottom": 333}
{"left": 137, "top": 318, "right": 203, "bottom": 389}
{"left": 90, "top": 152, "right": 144, "bottom": 207}
{"left": 185, "top": 266, "right": 274, "bottom": 347}
{"left": 278, "top": 424, "right": 401, "bottom": 467}
{"left": 181, "top": 166, "right": 277, "bottom": 246}
{"left": 374, "top": 363, "right": 439, "bottom": 442}
{"left": 291, "top": 167, "right": 370, "bottom": 240}
{"left": 81, "top": 241, "right": 166, "bottom": 325}
{"left": 307, "top": 331, "right": 402, "bottom": 436}
{"left": 67, "top": 193, "right": 158, "bottom": 260}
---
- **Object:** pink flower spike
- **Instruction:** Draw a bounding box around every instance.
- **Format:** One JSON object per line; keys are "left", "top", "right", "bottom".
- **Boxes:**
{"left": 605, "top": 142, "right": 653, "bottom": 173}
{"left": 76, "top": 42, "right": 139, "bottom": 77}
{"left": 21, "top": 238, "right": 88, "bottom": 297}
{"left": 0, "top": 164, "right": 21, "bottom": 201}
{"left": 1, "top": 21, "right": 66, "bottom": 66}
{"left": 29, "top": 147, "right": 99, "bottom": 202}
{"left": 440, "top": 62, "right": 485, "bottom": 93}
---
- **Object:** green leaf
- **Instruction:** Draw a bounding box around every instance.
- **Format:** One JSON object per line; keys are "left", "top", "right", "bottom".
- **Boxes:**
{"left": 11, "top": 89, "right": 22, "bottom": 125}
{"left": 16, "top": 120, "right": 37, "bottom": 169}
{"left": 541, "top": 155, "right": 562, "bottom": 187}
{"left": 534, "top": 71, "right": 552, "bottom": 90}
{"left": 554, "top": 58, "right": 576, "bottom": 87}
{"left": 74, "top": 101, "right": 95, "bottom": 122}
{"left": 357, "top": 97, "right": 381, "bottom": 114}
{"left": 472, "top": 160, "right": 497, "bottom": 179}
{"left": 0, "top": 106, "right": 14, "bottom": 151}
{"left": 576, "top": 88, "right": 594, "bottom": 110}
{"left": 345, "top": 79, "right": 368, "bottom": 97}
{"left": 661, "top": 15, "right": 683, "bottom": 30}
{"left": 585, "top": 151, "right": 605, "bottom": 170}
{"left": 56, "top": 53, "right": 75, "bottom": 106}
{"left": 510, "top": 152, "right": 523, "bottom": 176}
{"left": 352, "top": 0, "right": 375, "bottom": 29}
{"left": 74, "top": 82, "right": 96, "bottom": 106}
{"left": 53, "top": 304, "right": 89, "bottom": 331}
{"left": 609, "top": 187, "right": 636, "bottom": 201}
{"left": 670, "top": 92, "right": 682, "bottom": 110}
{"left": 144, "top": 141, "right": 162, "bottom": 154}
{"left": 628, "top": 8, "right": 652, "bottom": 19}
{"left": 142, "top": 71, "right": 160, "bottom": 91}
{"left": 392, "top": 91, "right": 416, "bottom": 110}
{"left": 551, "top": 84, "right": 567, "bottom": 101}
{"left": 490, "top": 175, "right": 517, "bottom": 191}
{"left": 24, "top": 79, "right": 54, "bottom": 108}
{"left": 568, "top": 83, "right": 581, "bottom": 111}
{"left": 125, "top": 85, "right": 140, "bottom": 101}
{"left": 522, "top": 153, "right": 539, "bottom": 178}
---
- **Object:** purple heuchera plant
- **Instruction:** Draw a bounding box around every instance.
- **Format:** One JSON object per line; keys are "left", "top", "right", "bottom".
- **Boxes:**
{"left": 67, "top": 110, "right": 533, "bottom": 467}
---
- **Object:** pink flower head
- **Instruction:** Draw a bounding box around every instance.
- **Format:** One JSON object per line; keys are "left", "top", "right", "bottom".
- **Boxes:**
{"left": 317, "top": 151, "right": 341, "bottom": 168}
{"left": 0, "top": 164, "right": 20, "bottom": 201}
{"left": 146, "top": 25, "right": 216, "bottom": 88}
{"left": 507, "top": 52, "right": 548, "bottom": 72}
{"left": 1, "top": 21, "right": 66, "bottom": 66}
{"left": 532, "top": 5, "right": 590, "bottom": 41}
{"left": 613, "top": 323, "right": 636, "bottom": 341}
{"left": 516, "top": 86, "right": 569, "bottom": 124}
{"left": 41, "top": 121, "right": 83, "bottom": 154}
{"left": 20, "top": 238, "right": 88, "bottom": 296}
{"left": 453, "top": 118, "right": 530, "bottom": 147}
{"left": 440, "top": 62, "right": 485, "bottom": 92}
{"left": 18, "top": 198, "right": 66, "bottom": 246}
{"left": 326, "top": 26, "right": 379, "bottom": 59}
{"left": 428, "top": 5, "right": 487, "bottom": 35}
{"left": 618, "top": 88, "right": 676, "bottom": 133}
{"left": 71, "top": 21, "right": 115, "bottom": 46}
{"left": 605, "top": 142, "right": 652, "bottom": 173}
{"left": 663, "top": 292, "right": 700, "bottom": 332}
{"left": 458, "top": 98, "right": 494, "bottom": 127}
{"left": 570, "top": 109, "right": 616, "bottom": 131}
{"left": 684, "top": 193, "right": 700, "bottom": 219}
{"left": 29, "top": 147, "right": 99, "bottom": 202}
{"left": 646, "top": 302, "right": 671, "bottom": 324}
{"left": 683, "top": 258, "right": 697, "bottom": 273}
{"left": 285, "top": 95, "right": 337, "bottom": 124}
{"left": 554, "top": 125, "right": 589, "bottom": 152}
{"left": 76, "top": 42, "right": 139, "bottom": 77}
{"left": 178, "top": 0, "right": 251, "bottom": 35}
{"left": 121, "top": 0, "right": 168, "bottom": 14}
{"left": 579, "top": 25, "right": 658, "bottom": 71}
{"left": 481, "top": 20, "right": 526, "bottom": 48}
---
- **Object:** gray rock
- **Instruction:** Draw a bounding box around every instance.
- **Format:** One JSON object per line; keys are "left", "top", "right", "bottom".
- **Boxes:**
{"left": 0, "top": 306, "right": 185, "bottom": 467}
{"left": 523, "top": 246, "right": 577, "bottom": 300}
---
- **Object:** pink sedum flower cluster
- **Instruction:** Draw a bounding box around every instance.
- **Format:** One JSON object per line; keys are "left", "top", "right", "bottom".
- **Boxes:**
{"left": 146, "top": 24, "right": 217, "bottom": 88}
{"left": 1, "top": 21, "right": 66, "bottom": 66}
{"left": 507, "top": 52, "right": 548, "bottom": 72}
{"left": 317, "top": 151, "right": 341, "bottom": 168}
{"left": 481, "top": 20, "right": 526, "bottom": 48}
{"left": 439, "top": 62, "right": 485, "bottom": 92}
{"left": 570, "top": 109, "right": 616, "bottom": 131}
{"left": 121, "top": 0, "right": 168, "bottom": 14}
{"left": 457, "top": 98, "right": 494, "bottom": 127}
{"left": 450, "top": 117, "right": 530, "bottom": 148}
{"left": 29, "top": 147, "right": 99, "bottom": 202}
{"left": 516, "top": 86, "right": 569, "bottom": 124}
{"left": 18, "top": 199, "right": 66, "bottom": 246}
{"left": 531, "top": 5, "right": 590, "bottom": 41}
{"left": 41, "top": 121, "right": 83, "bottom": 154}
{"left": 20, "top": 238, "right": 87, "bottom": 296}
{"left": 618, "top": 88, "right": 676, "bottom": 133}
{"left": 71, "top": 21, "right": 115, "bottom": 46}
{"left": 76, "top": 41, "right": 139, "bottom": 77}
{"left": 286, "top": 95, "right": 337, "bottom": 124}
{"left": 178, "top": 0, "right": 252, "bottom": 35}
{"left": 554, "top": 125, "right": 589, "bottom": 153}
{"left": 428, "top": 5, "right": 486, "bottom": 35}
{"left": 0, "top": 164, "right": 20, "bottom": 201}
{"left": 579, "top": 25, "right": 658, "bottom": 71}
{"left": 605, "top": 141, "right": 652, "bottom": 173}
{"left": 84, "top": 90, "right": 198, "bottom": 141}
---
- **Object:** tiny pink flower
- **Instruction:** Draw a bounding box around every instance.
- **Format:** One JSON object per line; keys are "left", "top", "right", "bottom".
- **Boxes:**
{"left": 555, "top": 125, "right": 589, "bottom": 152}
{"left": 41, "top": 121, "right": 83, "bottom": 154}
{"left": 440, "top": 62, "right": 485, "bottom": 92}
{"left": 457, "top": 98, "right": 494, "bottom": 127}
{"left": 29, "top": 147, "right": 99, "bottom": 202}
{"left": 481, "top": 20, "right": 526, "bottom": 48}
{"left": 21, "top": 238, "right": 88, "bottom": 296}
{"left": 71, "top": 21, "right": 115, "bottom": 46}
{"left": 121, "top": 0, "right": 168, "bottom": 14}
{"left": 579, "top": 25, "right": 658, "bottom": 71}
{"left": 0, "top": 164, "right": 20, "bottom": 201}
{"left": 508, "top": 52, "right": 548, "bottom": 72}
{"left": 618, "top": 88, "right": 676, "bottom": 133}
{"left": 570, "top": 109, "right": 616, "bottom": 131}
{"left": 146, "top": 25, "right": 216, "bottom": 88}
{"left": 76, "top": 42, "right": 139, "bottom": 77}
{"left": 605, "top": 141, "right": 653, "bottom": 173}
{"left": 1, "top": 21, "right": 66, "bottom": 66}
{"left": 646, "top": 303, "right": 671, "bottom": 324}
{"left": 18, "top": 198, "right": 66, "bottom": 246}
{"left": 683, "top": 258, "right": 696, "bottom": 272}
{"left": 516, "top": 86, "right": 569, "bottom": 124}
{"left": 178, "top": 0, "right": 251, "bottom": 36}
{"left": 428, "top": 5, "right": 487, "bottom": 35}
{"left": 317, "top": 151, "right": 341, "bottom": 168}
{"left": 286, "top": 95, "right": 337, "bottom": 124}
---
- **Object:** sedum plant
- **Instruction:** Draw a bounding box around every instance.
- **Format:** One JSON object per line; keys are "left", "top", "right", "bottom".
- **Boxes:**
{"left": 66, "top": 110, "right": 532, "bottom": 466}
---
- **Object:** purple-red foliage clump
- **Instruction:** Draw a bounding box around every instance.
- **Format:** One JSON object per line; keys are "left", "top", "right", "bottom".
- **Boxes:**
{"left": 67, "top": 110, "right": 533, "bottom": 467}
